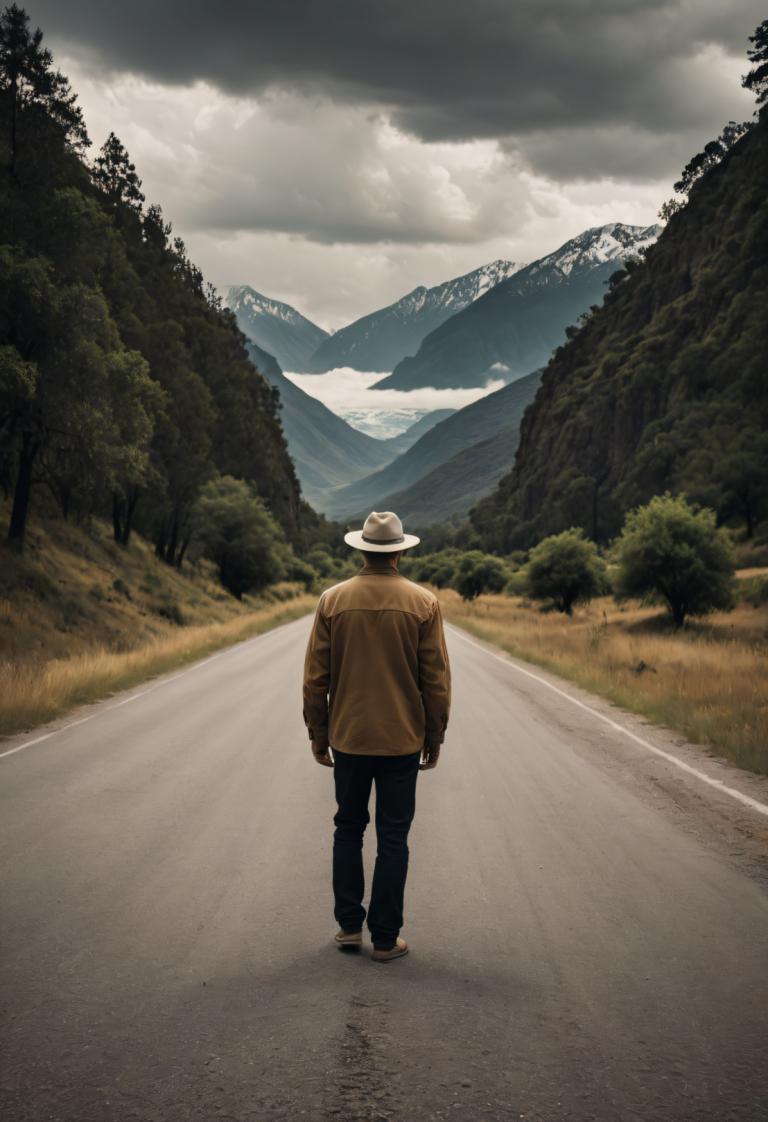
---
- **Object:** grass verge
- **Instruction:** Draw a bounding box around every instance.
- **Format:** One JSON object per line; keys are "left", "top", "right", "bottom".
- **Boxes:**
{"left": 438, "top": 584, "right": 768, "bottom": 776}
{"left": 0, "top": 595, "right": 315, "bottom": 738}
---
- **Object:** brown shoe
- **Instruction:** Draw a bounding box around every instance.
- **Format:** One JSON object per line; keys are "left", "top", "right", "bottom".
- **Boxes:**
{"left": 371, "top": 937, "right": 409, "bottom": 962}
{"left": 334, "top": 928, "right": 363, "bottom": 948}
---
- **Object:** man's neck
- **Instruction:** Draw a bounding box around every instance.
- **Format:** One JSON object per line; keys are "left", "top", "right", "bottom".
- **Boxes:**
{"left": 361, "top": 560, "right": 399, "bottom": 572}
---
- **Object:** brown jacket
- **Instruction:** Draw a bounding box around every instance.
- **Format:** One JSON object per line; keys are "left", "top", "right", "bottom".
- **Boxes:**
{"left": 302, "top": 565, "right": 451, "bottom": 756}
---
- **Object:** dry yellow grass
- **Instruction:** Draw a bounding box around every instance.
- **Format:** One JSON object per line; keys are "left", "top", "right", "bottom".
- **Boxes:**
{"left": 438, "top": 584, "right": 768, "bottom": 775}
{"left": 0, "top": 596, "right": 315, "bottom": 737}
{"left": 0, "top": 502, "right": 316, "bottom": 737}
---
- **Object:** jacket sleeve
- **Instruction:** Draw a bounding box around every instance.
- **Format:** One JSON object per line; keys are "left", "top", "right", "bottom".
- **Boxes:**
{"left": 302, "top": 595, "right": 331, "bottom": 743}
{"left": 418, "top": 598, "right": 451, "bottom": 749}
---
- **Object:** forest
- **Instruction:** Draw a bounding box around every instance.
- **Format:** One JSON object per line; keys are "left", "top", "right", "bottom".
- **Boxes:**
{"left": 0, "top": 3, "right": 338, "bottom": 596}
{"left": 469, "top": 83, "right": 768, "bottom": 552}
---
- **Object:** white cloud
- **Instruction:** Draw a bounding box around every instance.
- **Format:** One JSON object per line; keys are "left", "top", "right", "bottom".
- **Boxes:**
{"left": 54, "top": 39, "right": 748, "bottom": 330}
{"left": 283, "top": 369, "right": 506, "bottom": 437}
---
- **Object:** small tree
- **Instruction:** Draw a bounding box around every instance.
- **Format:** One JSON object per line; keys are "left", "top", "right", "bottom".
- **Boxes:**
{"left": 192, "top": 475, "right": 289, "bottom": 598}
{"left": 91, "top": 132, "right": 145, "bottom": 211}
{"left": 454, "top": 550, "right": 508, "bottom": 602}
{"left": 658, "top": 120, "right": 752, "bottom": 220}
{"left": 613, "top": 493, "right": 735, "bottom": 628}
{"left": 742, "top": 18, "right": 768, "bottom": 111}
{"left": 526, "top": 528, "right": 607, "bottom": 615}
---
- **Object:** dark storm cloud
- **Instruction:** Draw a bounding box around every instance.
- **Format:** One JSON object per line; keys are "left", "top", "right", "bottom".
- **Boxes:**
{"left": 27, "top": 0, "right": 765, "bottom": 154}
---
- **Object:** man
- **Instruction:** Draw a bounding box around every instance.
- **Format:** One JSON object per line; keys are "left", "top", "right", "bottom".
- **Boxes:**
{"left": 302, "top": 510, "right": 451, "bottom": 963}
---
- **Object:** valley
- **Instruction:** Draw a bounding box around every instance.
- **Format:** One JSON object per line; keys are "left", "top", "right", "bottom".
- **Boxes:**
{"left": 224, "top": 223, "right": 661, "bottom": 523}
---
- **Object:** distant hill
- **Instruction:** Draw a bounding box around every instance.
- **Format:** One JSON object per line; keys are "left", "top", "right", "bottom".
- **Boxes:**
{"left": 380, "top": 409, "right": 457, "bottom": 457}
{"left": 306, "top": 260, "right": 520, "bottom": 372}
{"left": 470, "top": 119, "right": 768, "bottom": 551}
{"left": 350, "top": 423, "right": 533, "bottom": 527}
{"left": 374, "top": 223, "right": 661, "bottom": 391}
{"left": 322, "top": 370, "right": 542, "bottom": 520}
{"left": 244, "top": 342, "right": 395, "bottom": 507}
{"left": 225, "top": 286, "right": 330, "bottom": 372}
{"left": 245, "top": 344, "right": 451, "bottom": 511}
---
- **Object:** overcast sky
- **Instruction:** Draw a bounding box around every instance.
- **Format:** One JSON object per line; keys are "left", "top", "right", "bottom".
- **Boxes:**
{"left": 28, "top": 1, "right": 762, "bottom": 330}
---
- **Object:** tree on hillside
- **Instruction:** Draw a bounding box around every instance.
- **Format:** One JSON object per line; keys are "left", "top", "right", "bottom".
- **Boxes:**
{"left": 0, "top": 5, "right": 322, "bottom": 573}
{"left": 612, "top": 493, "right": 735, "bottom": 629}
{"left": 526, "top": 528, "right": 607, "bottom": 615}
{"left": 0, "top": 250, "right": 159, "bottom": 549}
{"left": 0, "top": 3, "right": 89, "bottom": 177}
{"left": 659, "top": 120, "right": 753, "bottom": 219}
{"left": 192, "top": 475, "right": 289, "bottom": 598}
{"left": 743, "top": 19, "right": 768, "bottom": 111}
{"left": 91, "top": 132, "right": 145, "bottom": 212}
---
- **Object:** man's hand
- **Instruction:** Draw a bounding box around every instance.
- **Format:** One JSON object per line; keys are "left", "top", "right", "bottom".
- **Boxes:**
{"left": 311, "top": 739, "right": 333, "bottom": 767}
{"left": 420, "top": 743, "right": 441, "bottom": 770}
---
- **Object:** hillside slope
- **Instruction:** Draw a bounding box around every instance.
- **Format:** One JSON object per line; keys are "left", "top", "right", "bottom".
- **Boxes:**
{"left": 350, "top": 423, "right": 532, "bottom": 526}
{"left": 374, "top": 224, "right": 660, "bottom": 391}
{"left": 470, "top": 120, "right": 768, "bottom": 550}
{"left": 307, "top": 260, "right": 519, "bottom": 372}
{"left": 0, "top": 501, "right": 306, "bottom": 669}
{"left": 323, "top": 370, "right": 542, "bottom": 519}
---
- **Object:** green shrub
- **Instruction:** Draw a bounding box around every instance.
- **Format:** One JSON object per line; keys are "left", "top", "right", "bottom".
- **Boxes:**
{"left": 454, "top": 551, "right": 509, "bottom": 601}
{"left": 527, "top": 528, "right": 607, "bottom": 615}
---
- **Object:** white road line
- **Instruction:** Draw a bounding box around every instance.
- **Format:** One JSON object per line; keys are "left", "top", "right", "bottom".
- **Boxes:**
{"left": 0, "top": 613, "right": 309, "bottom": 763}
{"left": 447, "top": 623, "right": 768, "bottom": 820}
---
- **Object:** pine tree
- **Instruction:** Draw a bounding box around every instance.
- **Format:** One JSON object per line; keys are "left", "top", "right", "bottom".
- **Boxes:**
{"left": 0, "top": 3, "right": 89, "bottom": 177}
{"left": 91, "top": 131, "right": 145, "bottom": 211}
{"left": 742, "top": 19, "right": 768, "bottom": 111}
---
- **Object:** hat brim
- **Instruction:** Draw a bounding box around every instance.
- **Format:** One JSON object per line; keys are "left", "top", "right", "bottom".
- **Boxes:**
{"left": 343, "top": 530, "right": 420, "bottom": 552}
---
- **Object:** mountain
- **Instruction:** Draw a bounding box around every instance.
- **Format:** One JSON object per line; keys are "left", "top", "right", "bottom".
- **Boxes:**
{"left": 470, "top": 118, "right": 768, "bottom": 551}
{"left": 381, "top": 409, "right": 457, "bottom": 457}
{"left": 306, "top": 260, "right": 520, "bottom": 372}
{"left": 373, "top": 223, "right": 662, "bottom": 391}
{"left": 244, "top": 342, "right": 396, "bottom": 508}
{"left": 351, "top": 424, "right": 533, "bottom": 527}
{"left": 322, "top": 370, "right": 542, "bottom": 520}
{"left": 225, "top": 286, "right": 330, "bottom": 372}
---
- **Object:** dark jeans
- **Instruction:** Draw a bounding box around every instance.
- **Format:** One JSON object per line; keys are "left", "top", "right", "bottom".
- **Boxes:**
{"left": 332, "top": 747, "right": 421, "bottom": 950}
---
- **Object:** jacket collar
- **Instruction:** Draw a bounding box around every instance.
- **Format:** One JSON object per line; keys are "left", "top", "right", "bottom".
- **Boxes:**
{"left": 356, "top": 565, "right": 403, "bottom": 576}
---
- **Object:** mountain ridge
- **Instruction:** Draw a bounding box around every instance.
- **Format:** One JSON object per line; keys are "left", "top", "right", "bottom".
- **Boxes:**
{"left": 305, "top": 258, "right": 522, "bottom": 373}
{"left": 322, "top": 370, "right": 543, "bottom": 520}
{"left": 373, "top": 222, "right": 662, "bottom": 391}
{"left": 225, "top": 286, "right": 329, "bottom": 372}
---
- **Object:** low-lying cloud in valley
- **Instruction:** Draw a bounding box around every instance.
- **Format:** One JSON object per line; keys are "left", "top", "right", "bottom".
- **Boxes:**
{"left": 284, "top": 369, "right": 507, "bottom": 438}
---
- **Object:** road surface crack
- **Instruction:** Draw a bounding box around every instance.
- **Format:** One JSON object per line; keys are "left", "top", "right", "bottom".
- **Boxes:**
{"left": 323, "top": 992, "right": 400, "bottom": 1121}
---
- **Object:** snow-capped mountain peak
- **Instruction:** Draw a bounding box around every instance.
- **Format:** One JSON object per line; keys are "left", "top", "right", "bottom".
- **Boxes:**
{"left": 306, "top": 258, "right": 523, "bottom": 372}
{"left": 224, "top": 285, "right": 323, "bottom": 330}
{"left": 526, "top": 222, "right": 662, "bottom": 281}
{"left": 222, "top": 285, "right": 329, "bottom": 372}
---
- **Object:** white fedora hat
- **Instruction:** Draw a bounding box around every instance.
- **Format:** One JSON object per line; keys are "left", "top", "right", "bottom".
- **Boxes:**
{"left": 344, "top": 510, "right": 420, "bottom": 553}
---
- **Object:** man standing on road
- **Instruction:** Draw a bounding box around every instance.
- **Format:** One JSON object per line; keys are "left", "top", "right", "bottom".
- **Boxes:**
{"left": 302, "top": 511, "right": 451, "bottom": 962}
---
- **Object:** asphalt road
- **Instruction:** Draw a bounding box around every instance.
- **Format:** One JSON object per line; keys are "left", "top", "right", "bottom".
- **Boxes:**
{"left": 2, "top": 612, "right": 768, "bottom": 1122}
